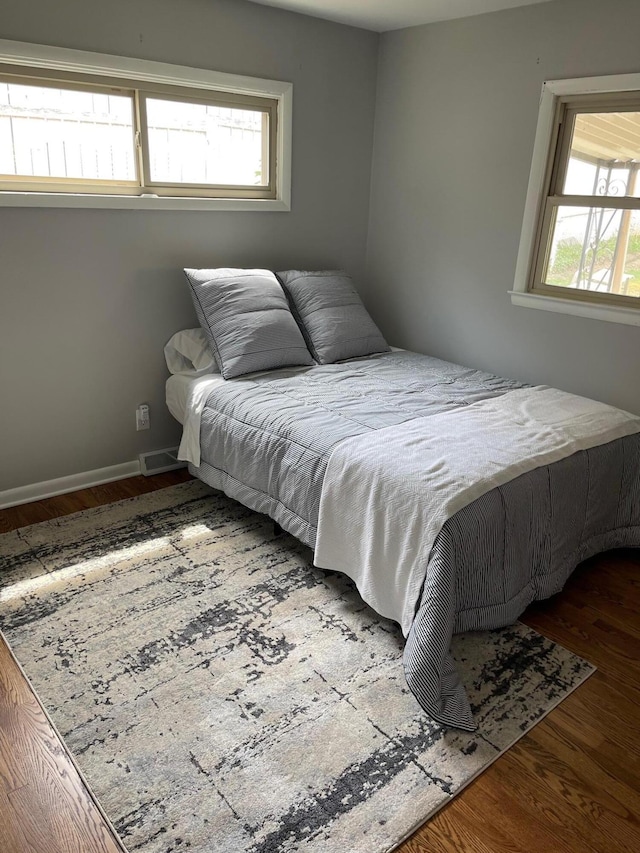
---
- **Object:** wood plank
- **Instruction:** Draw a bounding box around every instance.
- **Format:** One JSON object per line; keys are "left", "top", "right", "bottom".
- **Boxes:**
{"left": 486, "top": 745, "right": 606, "bottom": 853}
{"left": 402, "top": 796, "right": 516, "bottom": 853}
{"left": 520, "top": 723, "right": 640, "bottom": 852}
{"left": 0, "top": 788, "right": 34, "bottom": 853}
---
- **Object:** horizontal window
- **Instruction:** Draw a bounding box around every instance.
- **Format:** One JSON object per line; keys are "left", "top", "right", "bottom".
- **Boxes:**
{"left": 512, "top": 75, "right": 640, "bottom": 325}
{"left": 0, "top": 40, "right": 292, "bottom": 210}
{"left": 0, "top": 73, "right": 276, "bottom": 199}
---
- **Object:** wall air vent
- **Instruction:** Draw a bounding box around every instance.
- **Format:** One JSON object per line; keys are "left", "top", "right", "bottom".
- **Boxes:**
{"left": 138, "top": 447, "right": 187, "bottom": 476}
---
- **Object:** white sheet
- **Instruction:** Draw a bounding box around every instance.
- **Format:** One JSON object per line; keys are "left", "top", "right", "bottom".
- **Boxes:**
{"left": 166, "top": 374, "right": 195, "bottom": 424}
{"left": 314, "top": 385, "right": 640, "bottom": 636}
{"left": 166, "top": 373, "right": 227, "bottom": 466}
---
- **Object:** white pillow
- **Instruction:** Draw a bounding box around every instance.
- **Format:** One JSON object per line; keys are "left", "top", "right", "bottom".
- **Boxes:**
{"left": 164, "top": 328, "right": 219, "bottom": 376}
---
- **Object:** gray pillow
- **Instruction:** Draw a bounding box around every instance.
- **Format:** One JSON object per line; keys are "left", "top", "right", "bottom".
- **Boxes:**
{"left": 184, "top": 268, "right": 314, "bottom": 379}
{"left": 276, "top": 270, "right": 390, "bottom": 364}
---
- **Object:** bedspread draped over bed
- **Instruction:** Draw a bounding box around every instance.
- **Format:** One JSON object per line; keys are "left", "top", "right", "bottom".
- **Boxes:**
{"left": 188, "top": 351, "right": 640, "bottom": 730}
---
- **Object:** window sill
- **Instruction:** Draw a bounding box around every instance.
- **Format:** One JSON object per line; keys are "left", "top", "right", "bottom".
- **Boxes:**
{"left": 0, "top": 192, "right": 290, "bottom": 212}
{"left": 509, "top": 290, "right": 640, "bottom": 327}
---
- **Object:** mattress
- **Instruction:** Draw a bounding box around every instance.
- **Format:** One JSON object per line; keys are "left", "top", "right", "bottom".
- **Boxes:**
{"left": 180, "top": 350, "right": 640, "bottom": 729}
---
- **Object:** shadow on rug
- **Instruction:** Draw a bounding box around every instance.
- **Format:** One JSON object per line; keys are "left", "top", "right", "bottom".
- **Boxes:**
{"left": 0, "top": 481, "right": 594, "bottom": 853}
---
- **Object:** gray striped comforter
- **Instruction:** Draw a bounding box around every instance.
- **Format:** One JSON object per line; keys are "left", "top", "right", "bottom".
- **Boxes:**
{"left": 189, "top": 350, "right": 640, "bottom": 729}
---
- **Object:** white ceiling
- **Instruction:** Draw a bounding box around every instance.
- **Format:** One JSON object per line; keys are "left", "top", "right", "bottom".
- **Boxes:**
{"left": 246, "top": 0, "right": 557, "bottom": 33}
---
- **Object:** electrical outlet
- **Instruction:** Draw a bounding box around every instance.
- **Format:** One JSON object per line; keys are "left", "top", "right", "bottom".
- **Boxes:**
{"left": 136, "top": 404, "right": 150, "bottom": 431}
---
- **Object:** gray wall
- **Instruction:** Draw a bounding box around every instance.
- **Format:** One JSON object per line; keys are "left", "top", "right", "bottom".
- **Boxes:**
{"left": 6, "top": 0, "right": 640, "bottom": 495}
{"left": 0, "top": 0, "right": 378, "bottom": 491}
{"left": 367, "top": 0, "right": 640, "bottom": 414}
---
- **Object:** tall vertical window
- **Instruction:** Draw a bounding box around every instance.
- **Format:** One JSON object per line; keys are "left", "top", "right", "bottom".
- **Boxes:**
{"left": 532, "top": 96, "right": 640, "bottom": 303}
{"left": 0, "top": 73, "right": 277, "bottom": 199}
{"left": 514, "top": 77, "right": 640, "bottom": 325}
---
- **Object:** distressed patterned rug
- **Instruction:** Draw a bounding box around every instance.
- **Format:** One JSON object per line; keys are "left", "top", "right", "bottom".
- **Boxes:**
{"left": 0, "top": 480, "right": 593, "bottom": 853}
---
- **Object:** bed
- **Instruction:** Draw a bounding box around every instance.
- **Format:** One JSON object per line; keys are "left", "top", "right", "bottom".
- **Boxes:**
{"left": 165, "top": 268, "right": 640, "bottom": 730}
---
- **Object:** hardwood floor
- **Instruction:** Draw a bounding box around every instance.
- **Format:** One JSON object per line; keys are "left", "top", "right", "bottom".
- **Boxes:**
{"left": 0, "top": 639, "right": 125, "bottom": 853}
{"left": 0, "top": 470, "right": 192, "bottom": 535}
{"left": 0, "top": 471, "right": 639, "bottom": 853}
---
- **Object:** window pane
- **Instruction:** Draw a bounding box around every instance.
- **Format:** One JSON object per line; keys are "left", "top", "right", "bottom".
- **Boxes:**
{"left": 563, "top": 112, "right": 640, "bottom": 198}
{"left": 544, "top": 205, "right": 640, "bottom": 297}
{"left": 145, "top": 98, "right": 267, "bottom": 186}
{"left": 0, "top": 81, "right": 136, "bottom": 181}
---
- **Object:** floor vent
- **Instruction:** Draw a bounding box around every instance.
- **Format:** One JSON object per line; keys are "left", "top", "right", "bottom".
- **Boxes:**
{"left": 138, "top": 447, "right": 187, "bottom": 476}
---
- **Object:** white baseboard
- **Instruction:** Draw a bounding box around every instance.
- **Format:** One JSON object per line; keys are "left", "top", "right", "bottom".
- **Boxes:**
{"left": 0, "top": 460, "right": 141, "bottom": 510}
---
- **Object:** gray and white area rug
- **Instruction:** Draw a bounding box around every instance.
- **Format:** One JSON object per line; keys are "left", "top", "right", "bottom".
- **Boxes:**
{"left": 0, "top": 481, "right": 594, "bottom": 853}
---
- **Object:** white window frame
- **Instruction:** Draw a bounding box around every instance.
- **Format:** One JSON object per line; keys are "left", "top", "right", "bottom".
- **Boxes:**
{"left": 0, "top": 40, "right": 292, "bottom": 212}
{"left": 511, "top": 73, "right": 640, "bottom": 327}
